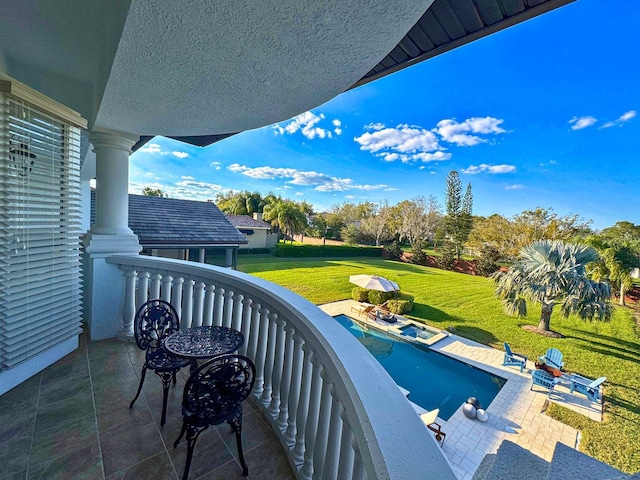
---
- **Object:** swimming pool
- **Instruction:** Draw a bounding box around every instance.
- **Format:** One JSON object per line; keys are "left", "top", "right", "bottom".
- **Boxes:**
{"left": 334, "top": 314, "right": 506, "bottom": 420}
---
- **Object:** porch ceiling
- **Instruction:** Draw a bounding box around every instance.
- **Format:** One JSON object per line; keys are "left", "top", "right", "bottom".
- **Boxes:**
{"left": 0, "top": 0, "right": 573, "bottom": 145}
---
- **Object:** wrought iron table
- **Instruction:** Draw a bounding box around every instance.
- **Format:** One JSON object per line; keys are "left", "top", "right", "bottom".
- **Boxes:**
{"left": 164, "top": 326, "right": 244, "bottom": 373}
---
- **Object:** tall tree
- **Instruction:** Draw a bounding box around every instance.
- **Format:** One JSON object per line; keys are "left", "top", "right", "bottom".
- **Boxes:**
{"left": 494, "top": 240, "right": 611, "bottom": 332}
{"left": 361, "top": 200, "right": 393, "bottom": 246}
{"left": 142, "top": 187, "right": 166, "bottom": 197}
{"left": 263, "top": 199, "right": 308, "bottom": 243}
{"left": 441, "top": 171, "right": 472, "bottom": 258}
{"left": 397, "top": 196, "right": 442, "bottom": 250}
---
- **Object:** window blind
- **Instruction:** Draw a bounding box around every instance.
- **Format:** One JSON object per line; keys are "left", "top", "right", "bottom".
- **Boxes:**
{"left": 0, "top": 93, "right": 83, "bottom": 368}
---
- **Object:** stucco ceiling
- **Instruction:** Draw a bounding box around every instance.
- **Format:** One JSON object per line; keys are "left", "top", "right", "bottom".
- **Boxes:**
{"left": 0, "top": 0, "right": 573, "bottom": 143}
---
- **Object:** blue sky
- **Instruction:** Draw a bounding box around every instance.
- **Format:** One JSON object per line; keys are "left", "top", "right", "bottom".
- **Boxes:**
{"left": 130, "top": 1, "right": 639, "bottom": 230}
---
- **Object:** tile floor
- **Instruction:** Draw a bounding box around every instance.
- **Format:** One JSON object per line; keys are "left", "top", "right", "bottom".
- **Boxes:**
{"left": 321, "top": 300, "right": 605, "bottom": 480}
{"left": 0, "top": 331, "right": 294, "bottom": 480}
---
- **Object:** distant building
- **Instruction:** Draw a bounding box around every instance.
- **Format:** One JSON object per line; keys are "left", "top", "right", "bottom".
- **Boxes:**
{"left": 91, "top": 191, "right": 247, "bottom": 267}
{"left": 226, "top": 213, "right": 279, "bottom": 250}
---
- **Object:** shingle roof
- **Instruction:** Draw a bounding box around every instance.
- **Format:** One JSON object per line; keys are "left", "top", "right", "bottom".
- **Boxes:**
{"left": 226, "top": 215, "right": 271, "bottom": 229}
{"left": 90, "top": 191, "right": 247, "bottom": 246}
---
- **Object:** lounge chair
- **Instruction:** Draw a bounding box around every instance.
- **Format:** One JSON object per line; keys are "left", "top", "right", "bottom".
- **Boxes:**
{"left": 375, "top": 309, "right": 397, "bottom": 323}
{"left": 531, "top": 369, "right": 558, "bottom": 396}
{"left": 569, "top": 374, "right": 606, "bottom": 402}
{"left": 351, "top": 303, "right": 373, "bottom": 315}
{"left": 538, "top": 347, "right": 564, "bottom": 370}
{"left": 420, "top": 409, "right": 446, "bottom": 446}
{"left": 503, "top": 342, "right": 527, "bottom": 373}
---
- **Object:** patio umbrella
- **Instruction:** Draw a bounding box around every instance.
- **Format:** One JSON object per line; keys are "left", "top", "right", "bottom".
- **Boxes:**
{"left": 349, "top": 274, "right": 399, "bottom": 292}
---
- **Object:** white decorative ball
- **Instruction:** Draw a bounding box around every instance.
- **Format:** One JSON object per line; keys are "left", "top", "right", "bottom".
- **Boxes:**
{"left": 476, "top": 409, "right": 488, "bottom": 422}
{"left": 462, "top": 403, "right": 477, "bottom": 419}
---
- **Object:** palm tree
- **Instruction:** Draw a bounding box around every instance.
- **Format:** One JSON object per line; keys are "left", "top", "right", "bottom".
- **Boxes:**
{"left": 586, "top": 237, "right": 638, "bottom": 306}
{"left": 263, "top": 199, "right": 307, "bottom": 243}
{"left": 493, "top": 240, "right": 611, "bottom": 332}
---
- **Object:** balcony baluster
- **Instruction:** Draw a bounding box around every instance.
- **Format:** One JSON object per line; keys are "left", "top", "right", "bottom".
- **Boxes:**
{"left": 149, "top": 273, "right": 162, "bottom": 300}
{"left": 276, "top": 323, "right": 295, "bottom": 430}
{"left": 260, "top": 311, "right": 278, "bottom": 405}
{"left": 203, "top": 284, "right": 215, "bottom": 326}
{"left": 293, "top": 343, "right": 313, "bottom": 464}
{"left": 268, "top": 317, "right": 287, "bottom": 417}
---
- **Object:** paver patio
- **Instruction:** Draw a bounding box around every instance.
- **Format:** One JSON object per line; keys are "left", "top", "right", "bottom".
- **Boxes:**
{"left": 321, "top": 300, "right": 604, "bottom": 480}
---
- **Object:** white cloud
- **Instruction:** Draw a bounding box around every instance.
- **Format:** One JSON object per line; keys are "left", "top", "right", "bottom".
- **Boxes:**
{"left": 569, "top": 116, "right": 597, "bottom": 130}
{"left": 355, "top": 116, "right": 506, "bottom": 164}
{"left": 181, "top": 175, "right": 194, "bottom": 180}
{"left": 504, "top": 184, "right": 524, "bottom": 190}
{"left": 272, "top": 111, "right": 342, "bottom": 139}
{"left": 227, "top": 163, "right": 389, "bottom": 192}
{"left": 419, "top": 166, "right": 425, "bottom": 170}
{"left": 172, "top": 151, "right": 189, "bottom": 159}
{"left": 600, "top": 110, "right": 636, "bottom": 128}
{"left": 295, "top": 192, "right": 304, "bottom": 196}
{"left": 462, "top": 164, "right": 516, "bottom": 174}
{"left": 129, "top": 179, "right": 227, "bottom": 201}
{"left": 210, "top": 161, "right": 221, "bottom": 170}
{"left": 138, "top": 143, "right": 163, "bottom": 154}
{"left": 345, "top": 195, "right": 356, "bottom": 199}
{"left": 434, "top": 117, "right": 506, "bottom": 146}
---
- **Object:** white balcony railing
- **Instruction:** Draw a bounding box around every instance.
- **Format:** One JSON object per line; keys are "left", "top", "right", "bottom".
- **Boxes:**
{"left": 107, "top": 255, "right": 456, "bottom": 480}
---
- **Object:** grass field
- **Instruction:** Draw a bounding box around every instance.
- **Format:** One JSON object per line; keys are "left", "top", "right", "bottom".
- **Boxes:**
{"left": 238, "top": 255, "right": 640, "bottom": 474}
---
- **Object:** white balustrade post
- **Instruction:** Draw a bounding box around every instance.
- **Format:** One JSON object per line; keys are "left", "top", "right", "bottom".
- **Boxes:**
{"left": 171, "top": 276, "right": 184, "bottom": 321}
{"left": 260, "top": 312, "right": 278, "bottom": 406}
{"left": 136, "top": 271, "right": 150, "bottom": 309}
{"left": 181, "top": 279, "right": 195, "bottom": 329}
{"left": 312, "top": 372, "right": 334, "bottom": 479}
{"left": 293, "top": 344, "right": 313, "bottom": 464}
{"left": 149, "top": 273, "right": 162, "bottom": 300}
{"left": 222, "top": 289, "right": 234, "bottom": 328}
{"left": 161, "top": 274, "right": 173, "bottom": 302}
{"left": 352, "top": 439, "right": 365, "bottom": 480}
{"left": 301, "top": 353, "right": 323, "bottom": 480}
{"left": 231, "top": 292, "right": 243, "bottom": 333}
{"left": 203, "top": 284, "right": 215, "bottom": 326}
{"left": 252, "top": 305, "right": 269, "bottom": 397}
{"left": 276, "top": 323, "right": 295, "bottom": 430}
{"left": 213, "top": 285, "right": 224, "bottom": 326}
{"left": 336, "top": 412, "right": 355, "bottom": 480}
{"left": 246, "top": 302, "right": 261, "bottom": 362}
{"left": 192, "top": 281, "right": 205, "bottom": 327}
{"left": 239, "top": 297, "right": 252, "bottom": 355}
{"left": 269, "top": 317, "right": 287, "bottom": 417}
{"left": 120, "top": 270, "right": 137, "bottom": 338}
{"left": 321, "top": 389, "right": 343, "bottom": 480}
{"left": 285, "top": 331, "right": 304, "bottom": 445}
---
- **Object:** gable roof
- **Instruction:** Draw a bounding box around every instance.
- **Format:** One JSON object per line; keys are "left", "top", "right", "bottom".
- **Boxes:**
{"left": 226, "top": 215, "right": 272, "bottom": 229}
{"left": 91, "top": 191, "right": 247, "bottom": 247}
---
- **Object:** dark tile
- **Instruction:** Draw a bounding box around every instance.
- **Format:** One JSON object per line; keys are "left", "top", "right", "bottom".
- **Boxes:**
{"left": 0, "top": 433, "right": 31, "bottom": 478}
{"left": 105, "top": 452, "right": 177, "bottom": 480}
{"left": 87, "top": 340, "right": 128, "bottom": 360}
{"left": 35, "top": 388, "right": 94, "bottom": 433}
{"left": 89, "top": 354, "right": 136, "bottom": 377}
{"left": 100, "top": 420, "right": 165, "bottom": 477}
{"left": 217, "top": 411, "right": 276, "bottom": 456}
{"left": 0, "top": 376, "right": 40, "bottom": 415}
{"left": 40, "top": 349, "right": 89, "bottom": 386}
{"left": 91, "top": 367, "right": 140, "bottom": 393}
{"left": 198, "top": 458, "right": 247, "bottom": 480}
{"left": 38, "top": 375, "right": 92, "bottom": 406}
{"left": 30, "top": 415, "right": 98, "bottom": 465}
{"left": 0, "top": 470, "right": 28, "bottom": 480}
{"left": 142, "top": 375, "right": 186, "bottom": 426}
{"left": 27, "top": 442, "right": 103, "bottom": 480}
{"left": 94, "top": 381, "right": 154, "bottom": 435}
{"left": 243, "top": 438, "right": 294, "bottom": 480}
{"left": 169, "top": 427, "right": 235, "bottom": 479}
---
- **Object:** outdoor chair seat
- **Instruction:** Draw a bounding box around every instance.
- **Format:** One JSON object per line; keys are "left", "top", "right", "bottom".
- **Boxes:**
{"left": 538, "top": 347, "right": 564, "bottom": 370}
{"left": 503, "top": 342, "right": 527, "bottom": 373}
{"left": 569, "top": 374, "right": 606, "bottom": 402}
{"left": 420, "top": 409, "right": 446, "bottom": 446}
{"left": 531, "top": 369, "right": 558, "bottom": 395}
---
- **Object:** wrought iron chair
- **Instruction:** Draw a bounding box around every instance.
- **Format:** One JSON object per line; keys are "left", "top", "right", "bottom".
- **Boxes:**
{"left": 174, "top": 354, "right": 256, "bottom": 480}
{"left": 129, "top": 299, "right": 190, "bottom": 427}
{"left": 503, "top": 342, "right": 528, "bottom": 373}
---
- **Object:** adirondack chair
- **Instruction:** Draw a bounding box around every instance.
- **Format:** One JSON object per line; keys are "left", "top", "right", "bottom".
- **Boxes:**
{"left": 570, "top": 374, "right": 606, "bottom": 402}
{"left": 538, "top": 348, "right": 564, "bottom": 370}
{"left": 503, "top": 343, "right": 528, "bottom": 373}
{"left": 531, "top": 369, "right": 558, "bottom": 395}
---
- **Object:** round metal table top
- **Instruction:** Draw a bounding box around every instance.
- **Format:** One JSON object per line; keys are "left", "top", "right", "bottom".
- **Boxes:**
{"left": 164, "top": 326, "right": 244, "bottom": 359}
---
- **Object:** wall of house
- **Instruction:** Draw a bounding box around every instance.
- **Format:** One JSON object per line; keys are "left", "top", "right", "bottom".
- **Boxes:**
{"left": 239, "top": 229, "right": 278, "bottom": 249}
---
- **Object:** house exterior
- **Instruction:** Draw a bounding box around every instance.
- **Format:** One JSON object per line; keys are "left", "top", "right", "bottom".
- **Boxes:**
{"left": 226, "top": 213, "right": 279, "bottom": 250}
{"left": 0, "top": 2, "right": 576, "bottom": 478}
{"left": 91, "top": 191, "right": 248, "bottom": 267}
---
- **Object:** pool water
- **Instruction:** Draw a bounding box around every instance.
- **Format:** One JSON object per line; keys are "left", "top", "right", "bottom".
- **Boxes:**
{"left": 334, "top": 314, "right": 506, "bottom": 420}
{"left": 399, "top": 324, "right": 436, "bottom": 341}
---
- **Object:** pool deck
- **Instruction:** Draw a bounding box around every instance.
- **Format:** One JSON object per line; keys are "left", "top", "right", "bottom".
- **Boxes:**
{"left": 321, "top": 300, "right": 604, "bottom": 480}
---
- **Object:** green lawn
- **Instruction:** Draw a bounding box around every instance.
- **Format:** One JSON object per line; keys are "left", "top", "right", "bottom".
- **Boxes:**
{"left": 238, "top": 256, "right": 640, "bottom": 474}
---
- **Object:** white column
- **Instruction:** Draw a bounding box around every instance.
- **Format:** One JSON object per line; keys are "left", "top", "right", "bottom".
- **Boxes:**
{"left": 225, "top": 247, "right": 234, "bottom": 268}
{"left": 81, "top": 129, "right": 141, "bottom": 340}
{"left": 198, "top": 248, "right": 206, "bottom": 263}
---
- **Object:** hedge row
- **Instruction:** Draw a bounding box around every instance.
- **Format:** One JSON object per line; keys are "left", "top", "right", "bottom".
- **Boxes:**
{"left": 274, "top": 244, "right": 383, "bottom": 258}
{"left": 351, "top": 287, "right": 414, "bottom": 315}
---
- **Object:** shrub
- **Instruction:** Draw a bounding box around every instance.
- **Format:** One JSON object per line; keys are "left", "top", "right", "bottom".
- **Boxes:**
{"left": 410, "top": 240, "right": 427, "bottom": 265}
{"left": 351, "top": 287, "right": 369, "bottom": 302}
{"left": 384, "top": 241, "right": 403, "bottom": 261}
{"left": 438, "top": 241, "right": 457, "bottom": 270}
{"left": 476, "top": 244, "right": 501, "bottom": 277}
{"left": 387, "top": 294, "right": 414, "bottom": 314}
{"left": 368, "top": 290, "right": 395, "bottom": 305}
